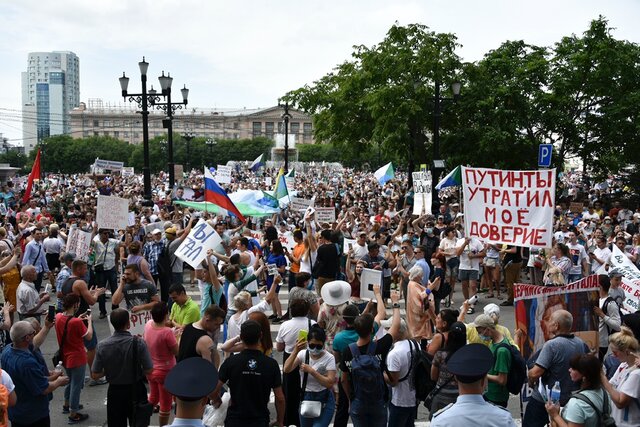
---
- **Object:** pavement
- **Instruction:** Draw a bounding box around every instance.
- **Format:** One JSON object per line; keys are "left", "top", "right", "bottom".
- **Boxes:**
{"left": 36, "top": 273, "right": 526, "bottom": 426}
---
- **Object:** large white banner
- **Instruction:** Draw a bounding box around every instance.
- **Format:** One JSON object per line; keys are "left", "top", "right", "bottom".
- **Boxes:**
{"left": 601, "top": 246, "right": 640, "bottom": 313}
{"left": 96, "top": 195, "right": 129, "bottom": 230}
{"left": 66, "top": 227, "right": 92, "bottom": 261}
{"left": 277, "top": 231, "right": 295, "bottom": 251}
{"left": 94, "top": 158, "right": 124, "bottom": 171}
{"left": 462, "top": 167, "right": 556, "bottom": 247}
{"left": 216, "top": 165, "right": 232, "bottom": 184}
{"left": 175, "top": 219, "right": 223, "bottom": 269}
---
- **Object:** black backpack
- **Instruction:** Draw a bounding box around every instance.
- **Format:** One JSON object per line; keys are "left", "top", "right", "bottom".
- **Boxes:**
{"left": 572, "top": 390, "right": 617, "bottom": 427}
{"left": 400, "top": 339, "right": 437, "bottom": 401}
{"left": 495, "top": 342, "right": 527, "bottom": 395}
{"left": 602, "top": 297, "right": 620, "bottom": 335}
{"left": 157, "top": 244, "right": 174, "bottom": 278}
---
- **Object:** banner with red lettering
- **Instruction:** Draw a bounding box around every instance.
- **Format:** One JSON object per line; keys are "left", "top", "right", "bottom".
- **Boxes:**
{"left": 462, "top": 167, "right": 556, "bottom": 247}
{"left": 514, "top": 275, "right": 599, "bottom": 361}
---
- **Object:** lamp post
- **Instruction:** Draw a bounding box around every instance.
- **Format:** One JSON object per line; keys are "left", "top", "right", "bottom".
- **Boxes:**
{"left": 119, "top": 57, "right": 158, "bottom": 203}
{"left": 205, "top": 138, "right": 216, "bottom": 164}
{"left": 149, "top": 71, "right": 189, "bottom": 188}
{"left": 279, "top": 102, "right": 291, "bottom": 173}
{"left": 432, "top": 80, "right": 461, "bottom": 183}
{"left": 183, "top": 132, "right": 195, "bottom": 172}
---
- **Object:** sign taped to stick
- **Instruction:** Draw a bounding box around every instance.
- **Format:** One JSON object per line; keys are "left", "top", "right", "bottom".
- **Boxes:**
{"left": 66, "top": 227, "right": 92, "bottom": 261}
{"left": 216, "top": 165, "right": 232, "bottom": 184}
{"left": 462, "top": 167, "right": 556, "bottom": 247}
{"left": 175, "top": 219, "right": 222, "bottom": 269}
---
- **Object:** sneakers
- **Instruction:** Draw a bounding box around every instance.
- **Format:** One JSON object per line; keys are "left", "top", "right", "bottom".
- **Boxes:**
{"left": 88, "top": 378, "right": 107, "bottom": 386}
{"left": 272, "top": 316, "right": 284, "bottom": 324}
{"left": 99, "top": 312, "right": 107, "bottom": 319}
{"left": 62, "top": 404, "right": 83, "bottom": 414}
{"left": 68, "top": 413, "right": 89, "bottom": 424}
{"left": 268, "top": 314, "right": 278, "bottom": 320}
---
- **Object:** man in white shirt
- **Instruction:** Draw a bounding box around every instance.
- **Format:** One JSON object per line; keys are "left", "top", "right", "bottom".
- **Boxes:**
{"left": 92, "top": 229, "right": 121, "bottom": 319}
{"left": 384, "top": 321, "right": 417, "bottom": 427}
{"left": 589, "top": 236, "right": 611, "bottom": 273}
{"left": 16, "top": 265, "right": 49, "bottom": 322}
{"left": 456, "top": 237, "right": 485, "bottom": 314}
{"left": 352, "top": 232, "right": 369, "bottom": 260}
{"left": 566, "top": 232, "right": 589, "bottom": 282}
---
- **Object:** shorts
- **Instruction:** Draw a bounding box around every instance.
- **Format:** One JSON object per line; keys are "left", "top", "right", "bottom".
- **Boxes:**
{"left": 445, "top": 257, "right": 459, "bottom": 279}
{"left": 458, "top": 269, "right": 479, "bottom": 282}
{"left": 46, "top": 253, "right": 61, "bottom": 272}
{"left": 484, "top": 257, "right": 498, "bottom": 268}
{"left": 84, "top": 323, "right": 98, "bottom": 350}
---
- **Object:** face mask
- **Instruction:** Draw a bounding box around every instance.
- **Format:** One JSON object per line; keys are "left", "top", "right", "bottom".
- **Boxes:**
{"left": 308, "top": 347, "right": 323, "bottom": 356}
{"left": 426, "top": 228, "right": 434, "bottom": 235}
{"left": 479, "top": 334, "right": 491, "bottom": 342}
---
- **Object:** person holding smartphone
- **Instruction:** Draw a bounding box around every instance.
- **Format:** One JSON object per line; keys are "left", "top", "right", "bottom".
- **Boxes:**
{"left": 55, "top": 293, "right": 93, "bottom": 423}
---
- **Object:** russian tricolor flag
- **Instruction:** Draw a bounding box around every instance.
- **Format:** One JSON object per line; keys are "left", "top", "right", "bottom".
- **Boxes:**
{"left": 250, "top": 154, "right": 264, "bottom": 172}
{"left": 204, "top": 168, "right": 246, "bottom": 222}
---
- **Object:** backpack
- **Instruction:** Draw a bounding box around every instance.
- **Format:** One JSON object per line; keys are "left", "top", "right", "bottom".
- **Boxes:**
{"left": 348, "top": 341, "right": 385, "bottom": 403}
{"left": 602, "top": 297, "right": 620, "bottom": 335}
{"left": 157, "top": 244, "right": 174, "bottom": 278}
{"left": 572, "top": 390, "right": 617, "bottom": 427}
{"left": 399, "top": 339, "right": 437, "bottom": 401}
{"left": 0, "top": 369, "right": 10, "bottom": 426}
{"left": 495, "top": 342, "right": 527, "bottom": 395}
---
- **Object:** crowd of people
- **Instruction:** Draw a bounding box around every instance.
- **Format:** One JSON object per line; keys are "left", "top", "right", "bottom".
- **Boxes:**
{"left": 0, "top": 163, "right": 637, "bottom": 427}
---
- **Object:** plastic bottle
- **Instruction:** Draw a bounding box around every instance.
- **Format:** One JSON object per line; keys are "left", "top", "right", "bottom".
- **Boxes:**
{"left": 550, "top": 381, "right": 561, "bottom": 405}
{"left": 55, "top": 361, "right": 64, "bottom": 374}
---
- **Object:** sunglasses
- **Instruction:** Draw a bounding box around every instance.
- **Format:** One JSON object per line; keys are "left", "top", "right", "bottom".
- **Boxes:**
{"left": 308, "top": 344, "right": 323, "bottom": 350}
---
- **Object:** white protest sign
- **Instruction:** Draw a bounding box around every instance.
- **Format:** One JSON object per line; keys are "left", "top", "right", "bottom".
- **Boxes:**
{"left": 122, "top": 167, "right": 134, "bottom": 177}
{"left": 290, "top": 197, "right": 313, "bottom": 212}
{"left": 65, "top": 227, "right": 92, "bottom": 261}
{"left": 315, "top": 207, "right": 336, "bottom": 223}
{"left": 343, "top": 238, "right": 356, "bottom": 254}
{"left": 265, "top": 176, "right": 273, "bottom": 187}
{"left": 462, "top": 167, "right": 556, "bottom": 247}
{"left": 248, "top": 229, "right": 263, "bottom": 242}
{"left": 0, "top": 204, "right": 6, "bottom": 216}
{"left": 360, "top": 267, "right": 383, "bottom": 301}
{"left": 277, "top": 231, "right": 295, "bottom": 251}
{"left": 108, "top": 310, "right": 151, "bottom": 336}
{"left": 94, "top": 158, "right": 124, "bottom": 171}
{"left": 96, "top": 195, "right": 129, "bottom": 230}
{"left": 128, "top": 212, "right": 136, "bottom": 227}
{"left": 267, "top": 264, "right": 278, "bottom": 276}
{"left": 285, "top": 176, "right": 295, "bottom": 192}
{"left": 216, "top": 165, "right": 232, "bottom": 184}
{"left": 175, "top": 219, "right": 223, "bottom": 269}
{"left": 412, "top": 171, "right": 433, "bottom": 216}
{"left": 602, "top": 246, "right": 640, "bottom": 313}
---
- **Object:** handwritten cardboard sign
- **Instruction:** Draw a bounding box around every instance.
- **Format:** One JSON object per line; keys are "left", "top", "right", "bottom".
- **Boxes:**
{"left": 175, "top": 219, "right": 223, "bottom": 269}
{"left": 97, "top": 195, "right": 129, "bottom": 230}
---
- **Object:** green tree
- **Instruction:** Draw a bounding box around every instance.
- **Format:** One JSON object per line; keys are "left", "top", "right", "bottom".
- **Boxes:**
{"left": 0, "top": 150, "right": 28, "bottom": 171}
{"left": 284, "top": 23, "right": 462, "bottom": 184}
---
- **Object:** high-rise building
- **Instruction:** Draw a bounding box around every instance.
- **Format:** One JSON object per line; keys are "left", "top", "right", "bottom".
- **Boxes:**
{"left": 21, "top": 51, "right": 80, "bottom": 154}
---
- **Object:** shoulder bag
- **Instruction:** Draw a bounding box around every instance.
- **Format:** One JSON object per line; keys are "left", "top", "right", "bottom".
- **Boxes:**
{"left": 131, "top": 336, "right": 153, "bottom": 427}
{"left": 52, "top": 316, "right": 72, "bottom": 367}
{"left": 299, "top": 349, "right": 322, "bottom": 418}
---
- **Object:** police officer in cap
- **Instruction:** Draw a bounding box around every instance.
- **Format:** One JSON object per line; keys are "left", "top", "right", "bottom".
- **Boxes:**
{"left": 164, "top": 357, "right": 219, "bottom": 427}
{"left": 431, "top": 343, "right": 516, "bottom": 427}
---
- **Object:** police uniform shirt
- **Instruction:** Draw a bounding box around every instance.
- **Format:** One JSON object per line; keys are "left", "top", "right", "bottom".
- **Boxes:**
{"left": 218, "top": 349, "right": 282, "bottom": 425}
{"left": 430, "top": 394, "right": 516, "bottom": 427}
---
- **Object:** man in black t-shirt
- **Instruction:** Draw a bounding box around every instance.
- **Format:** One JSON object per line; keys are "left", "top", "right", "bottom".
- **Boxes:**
{"left": 315, "top": 229, "right": 340, "bottom": 295}
{"left": 112, "top": 264, "right": 159, "bottom": 312}
{"left": 213, "top": 320, "right": 285, "bottom": 427}
{"left": 340, "top": 291, "right": 401, "bottom": 427}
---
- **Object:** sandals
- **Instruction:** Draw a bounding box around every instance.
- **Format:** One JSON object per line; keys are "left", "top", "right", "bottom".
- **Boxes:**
{"left": 68, "top": 413, "right": 89, "bottom": 424}
{"left": 466, "top": 307, "right": 475, "bottom": 315}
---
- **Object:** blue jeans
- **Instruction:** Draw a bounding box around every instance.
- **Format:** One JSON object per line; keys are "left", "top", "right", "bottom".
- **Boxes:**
{"left": 64, "top": 364, "right": 86, "bottom": 412}
{"left": 350, "top": 399, "right": 387, "bottom": 427}
{"left": 567, "top": 274, "right": 582, "bottom": 283}
{"left": 523, "top": 398, "right": 549, "bottom": 427}
{"left": 300, "top": 389, "right": 335, "bottom": 427}
{"left": 388, "top": 403, "right": 416, "bottom": 427}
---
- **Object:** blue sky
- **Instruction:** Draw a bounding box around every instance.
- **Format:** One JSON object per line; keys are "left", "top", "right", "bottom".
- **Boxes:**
{"left": 0, "top": 0, "right": 638, "bottom": 145}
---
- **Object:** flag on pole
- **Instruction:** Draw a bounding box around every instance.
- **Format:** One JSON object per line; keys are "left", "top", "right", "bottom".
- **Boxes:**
{"left": 374, "top": 162, "right": 394, "bottom": 185}
{"left": 204, "top": 167, "right": 246, "bottom": 222}
{"left": 435, "top": 166, "right": 462, "bottom": 190}
{"left": 22, "top": 149, "right": 41, "bottom": 203}
{"left": 250, "top": 154, "right": 264, "bottom": 172}
{"left": 285, "top": 169, "right": 295, "bottom": 178}
{"left": 274, "top": 168, "right": 289, "bottom": 201}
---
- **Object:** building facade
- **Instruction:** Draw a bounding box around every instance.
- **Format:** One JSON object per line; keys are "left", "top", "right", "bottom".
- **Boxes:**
{"left": 69, "top": 100, "right": 314, "bottom": 145}
{"left": 21, "top": 51, "right": 80, "bottom": 154}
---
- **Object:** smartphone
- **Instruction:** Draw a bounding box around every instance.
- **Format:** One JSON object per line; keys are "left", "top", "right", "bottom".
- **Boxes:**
{"left": 298, "top": 329, "right": 308, "bottom": 342}
{"left": 348, "top": 243, "right": 353, "bottom": 250}
{"left": 47, "top": 305, "right": 55, "bottom": 322}
{"left": 44, "top": 283, "right": 51, "bottom": 294}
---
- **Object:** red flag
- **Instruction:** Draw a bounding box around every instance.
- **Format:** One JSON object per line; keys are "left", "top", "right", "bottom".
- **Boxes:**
{"left": 22, "top": 149, "right": 41, "bottom": 203}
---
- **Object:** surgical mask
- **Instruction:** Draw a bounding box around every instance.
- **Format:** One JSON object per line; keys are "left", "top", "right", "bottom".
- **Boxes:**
{"left": 308, "top": 348, "right": 323, "bottom": 357}
{"left": 479, "top": 334, "right": 491, "bottom": 342}
{"left": 426, "top": 228, "right": 434, "bottom": 235}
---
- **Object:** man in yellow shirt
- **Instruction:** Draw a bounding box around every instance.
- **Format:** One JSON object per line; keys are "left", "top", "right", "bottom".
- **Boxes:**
{"left": 459, "top": 302, "right": 516, "bottom": 347}
{"left": 168, "top": 284, "right": 201, "bottom": 328}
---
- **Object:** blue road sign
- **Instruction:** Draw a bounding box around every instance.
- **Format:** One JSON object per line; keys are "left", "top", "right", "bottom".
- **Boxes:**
{"left": 538, "top": 144, "right": 552, "bottom": 168}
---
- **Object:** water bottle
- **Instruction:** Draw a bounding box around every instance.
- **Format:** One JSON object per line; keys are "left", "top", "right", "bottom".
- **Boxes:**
{"left": 55, "top": 361, "right": 64, "bottom": 374}
{"left": 550, "top": 381, "right": 561, "bottom": 405}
